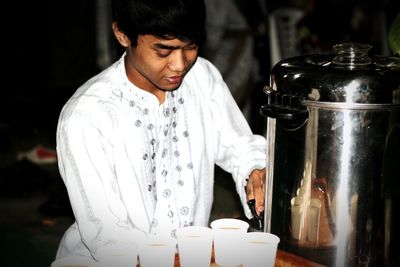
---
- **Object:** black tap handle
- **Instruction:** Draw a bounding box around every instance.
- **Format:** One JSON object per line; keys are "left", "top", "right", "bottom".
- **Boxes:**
{"left": 247, "top": 199, "right": 264, "bottom": 231}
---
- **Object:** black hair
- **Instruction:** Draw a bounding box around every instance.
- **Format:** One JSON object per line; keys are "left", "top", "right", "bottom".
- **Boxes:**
{"left": 112, "top": 0, "right": 206, "bottom": 46}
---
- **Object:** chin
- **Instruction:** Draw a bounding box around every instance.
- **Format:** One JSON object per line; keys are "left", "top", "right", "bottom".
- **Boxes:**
{"left": 162, "top": 85, "right": 181, "bottom": 92}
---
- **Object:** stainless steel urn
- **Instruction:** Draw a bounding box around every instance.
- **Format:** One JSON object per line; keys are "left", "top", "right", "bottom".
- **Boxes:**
{"left": 260, "top": 43, "right": 400, "bottom": 267}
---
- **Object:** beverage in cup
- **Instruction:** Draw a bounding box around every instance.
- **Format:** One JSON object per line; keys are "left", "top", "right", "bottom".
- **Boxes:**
{"left": 242, "top": 232, "right": 280, "bottom": 267}
{"left": 210, "top": 218, "right": 249, "bottom": 267}
{"left": 138, "top": 235, "right": 177, "bottom": 267}
{"left": 176, "top": 226, "right": 213, "bottom": 267}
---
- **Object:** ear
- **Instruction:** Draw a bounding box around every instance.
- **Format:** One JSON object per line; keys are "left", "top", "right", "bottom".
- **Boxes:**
{"left": 112, "top": 22, "right": 130, "bottom": 47}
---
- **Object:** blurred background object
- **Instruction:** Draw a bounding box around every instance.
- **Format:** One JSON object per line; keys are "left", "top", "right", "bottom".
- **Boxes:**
{"left": 388, "top": 12, "right": 400, "bottom": 56}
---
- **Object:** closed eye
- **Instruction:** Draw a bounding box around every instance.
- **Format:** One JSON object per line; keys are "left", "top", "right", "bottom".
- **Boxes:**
{"left": 156, "top": 49, "right": 171, "bottom": 58}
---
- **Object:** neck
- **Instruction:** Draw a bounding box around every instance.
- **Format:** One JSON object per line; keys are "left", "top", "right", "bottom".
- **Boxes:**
{"left": 154, "top": 90, "right": 166, "bottom": 104}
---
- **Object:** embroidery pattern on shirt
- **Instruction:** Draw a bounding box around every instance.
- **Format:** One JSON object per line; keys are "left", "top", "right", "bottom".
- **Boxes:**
{"left": 126, "top": 85, "right": 196, "bottom": 238}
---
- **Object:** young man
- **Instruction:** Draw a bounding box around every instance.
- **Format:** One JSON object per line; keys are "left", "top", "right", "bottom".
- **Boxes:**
{"left": 52, "top": 0, "right": 266, "bottom": 266}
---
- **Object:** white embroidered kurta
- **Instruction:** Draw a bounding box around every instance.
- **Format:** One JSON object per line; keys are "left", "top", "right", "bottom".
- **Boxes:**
{"left": 53, "top": 54, "right": 266, "bottom": 266}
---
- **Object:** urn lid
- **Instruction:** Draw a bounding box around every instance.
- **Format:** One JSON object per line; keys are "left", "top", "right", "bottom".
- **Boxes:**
{"left": 268, "top": 43, "right": 400, "bottom": 105}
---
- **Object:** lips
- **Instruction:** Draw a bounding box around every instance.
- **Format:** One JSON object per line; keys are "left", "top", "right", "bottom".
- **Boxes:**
{"left": 166, "top": 75, "right": 183, "bottom": 84}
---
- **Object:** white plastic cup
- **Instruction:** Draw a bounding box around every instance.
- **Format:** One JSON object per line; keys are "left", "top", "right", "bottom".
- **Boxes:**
{"left": 291, "top": 196, "right": 304, "bottom": 240}
{"left": 176, "top": 226, "right": 213, "bottom": 267}
{"left": 210, "top": 218, "right": 249, "bottom": 267}
{"left": 307, "top": 198, "right": 321, "bottom": 243}
{"left": 242, "top": 232, "right": 280, "bottom": 267}
{"left": 138, "top": 235, "right": 177, "bottom": 267}
{"left": 50, "top": 256, "right": 98, "bottom": 267}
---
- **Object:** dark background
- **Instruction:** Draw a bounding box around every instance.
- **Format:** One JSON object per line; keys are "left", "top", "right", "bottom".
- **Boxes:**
{"left": 0, "top": 0, "right": 399, "bottom": 266}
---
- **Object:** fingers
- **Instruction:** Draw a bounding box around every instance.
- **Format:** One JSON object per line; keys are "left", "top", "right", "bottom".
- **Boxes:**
{"left": 246, "top": 169, "right": 266, "bottom": 215}
{"left": 253, "top": 176, "right": 264, "bottom": 214}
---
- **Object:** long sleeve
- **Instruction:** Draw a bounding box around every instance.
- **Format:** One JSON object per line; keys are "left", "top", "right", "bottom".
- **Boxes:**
{"left": 188, "top": 59, "right": 267, "bottom": 218}
{"left": 57, "top": 108, "right": 145, "bottom": 266}
{"left": 213, "top": 77, "right": 266, "bottom": 217}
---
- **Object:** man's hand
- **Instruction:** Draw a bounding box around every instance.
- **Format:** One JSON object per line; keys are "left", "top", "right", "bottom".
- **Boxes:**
{"left": 245, "top": 168, "right": 266, "bottom": 216}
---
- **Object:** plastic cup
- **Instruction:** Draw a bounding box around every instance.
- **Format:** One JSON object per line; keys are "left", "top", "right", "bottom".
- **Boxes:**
{"left": 138, "top": 235, "right": 177, "bottom": 267}
{"left": 210, "top": 218, "right": 249, "bottom": 267}
{"left": 50, "top": 256, "right": 97, "bottom": 267}
{"left": 291, "top": 196, "right": 304, "bottom": 240}
{"left": 176, "top": 226, "right": 213, "bottom": 267}
{"left": 242, "top": 232, "right": 280, "bottom": 267}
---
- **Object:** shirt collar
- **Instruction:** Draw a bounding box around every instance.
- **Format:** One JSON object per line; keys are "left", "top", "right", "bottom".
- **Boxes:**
{"left": 114, "top": 52, "right": 160, "bottom": 107}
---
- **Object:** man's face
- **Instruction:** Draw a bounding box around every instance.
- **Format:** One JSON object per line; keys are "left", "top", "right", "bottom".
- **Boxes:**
{"left": 124, "top": 34, "right": 199, "bottom": 98}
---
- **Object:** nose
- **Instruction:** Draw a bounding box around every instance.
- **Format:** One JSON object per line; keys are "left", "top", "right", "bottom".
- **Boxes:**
{"left": 168, "top": 50, "right": 187, "bottom": 72}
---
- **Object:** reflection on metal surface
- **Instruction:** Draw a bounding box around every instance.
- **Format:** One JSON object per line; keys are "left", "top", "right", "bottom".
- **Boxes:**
{"left": 260, "top": 43, "right": 400, "bottom": 266}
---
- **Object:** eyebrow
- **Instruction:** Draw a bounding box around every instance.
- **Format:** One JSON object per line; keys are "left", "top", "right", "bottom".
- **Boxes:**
{"left": 153, "top": 42, "right": 196, "bottom": 50}
{"left": 153, "top": 43, "right": 180, "bottom": 50}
